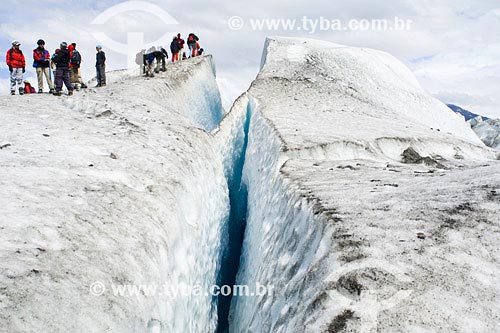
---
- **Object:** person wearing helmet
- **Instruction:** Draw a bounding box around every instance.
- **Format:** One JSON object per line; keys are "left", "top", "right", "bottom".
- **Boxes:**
{"left": 33, "top": 39, "right": 54, "bottom": 93}
{"left": 6, "top": 40, "right": 26, "bottom": 95}
{"left": 51, "top": 42, "right": 74, "bottom": 96}
{"left": 95, "top": 45, "right": 106, "bottom": 87}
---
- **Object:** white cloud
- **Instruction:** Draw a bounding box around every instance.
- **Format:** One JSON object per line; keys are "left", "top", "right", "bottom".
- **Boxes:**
{"left": 0, "top": 78, "right": 10, "bottom": 93}
{"left": 217, "top": 66, "right": 258, "bottom": 110}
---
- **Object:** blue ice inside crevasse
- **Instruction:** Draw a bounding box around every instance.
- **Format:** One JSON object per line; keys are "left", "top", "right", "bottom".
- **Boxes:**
{"left": 200, "top": 84, "right": 225, "bottom": 131}
{"left": 175, "top": 59, "right": 252, "bottom": 331}
{"left": 215, "top": 103, "right": 252, "bottom": 333}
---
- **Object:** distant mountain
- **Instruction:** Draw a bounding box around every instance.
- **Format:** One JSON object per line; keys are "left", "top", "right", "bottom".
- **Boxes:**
{"left": 447, "top": 104, "right": 499, "bottom": 150}
{"left": 447, "top": 104, "right": 489, "bottom": 121}
{"left": 473, "top": 119, "right": 500, "bottom": 150}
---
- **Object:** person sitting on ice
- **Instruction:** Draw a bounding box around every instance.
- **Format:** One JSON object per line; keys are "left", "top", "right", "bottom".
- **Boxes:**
{"left": 23, "top": 80, "right": 36, "bottom": 94}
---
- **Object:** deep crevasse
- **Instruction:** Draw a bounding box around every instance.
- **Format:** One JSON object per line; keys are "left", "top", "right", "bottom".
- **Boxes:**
{"left": 225, "top": 97, "right": 336, "bottom": 332}
{"left": 213, "top": 95, "right": 251, "bottom": 332}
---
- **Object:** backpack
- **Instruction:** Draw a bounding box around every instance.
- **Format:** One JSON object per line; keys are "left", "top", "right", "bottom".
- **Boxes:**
{"left": 170, "top": 40, "right": 179, "bottom": 53}
{"left": 188, "top": 34, "right": 199, "bottom": 43}
{"left": 70, "top": 50, "right": 81, "bottom": 65}
{"left": 25, "top": 85, "right": 36, "bottom": 94}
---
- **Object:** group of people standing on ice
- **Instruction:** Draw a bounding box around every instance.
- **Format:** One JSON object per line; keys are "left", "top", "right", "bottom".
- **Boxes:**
{"left": 7, "top": 32, "right": 203, "bottom": 94}
{"left": 141, "top": 33, "right": 203, "bottom": 77}
{"left": 6, "top": 40, "right": 107, "bottom": 96}
{"left": 171, "top": 33, "right": 203, "bottom": 62}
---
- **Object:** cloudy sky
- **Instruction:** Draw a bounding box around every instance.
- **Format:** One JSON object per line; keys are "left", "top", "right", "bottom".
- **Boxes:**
{"left": 1, "top": 0, "right": 499, "bottom": 117}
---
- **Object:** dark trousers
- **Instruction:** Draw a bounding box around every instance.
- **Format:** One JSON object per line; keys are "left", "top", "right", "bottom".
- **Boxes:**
{"left": 55, "top": 67, "right": 73, "bottom": 92}
{"left": 156, "top": 57, "right": 166, "bottom": 72}
{"left": 96, "top": 65, "right": 106, "bottom": 85}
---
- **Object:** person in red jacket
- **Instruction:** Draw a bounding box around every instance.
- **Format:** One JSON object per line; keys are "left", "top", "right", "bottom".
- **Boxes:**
{"left": 33, "top": 39, "right": 54, "bottom": 93}
{"left": 6, "top": 40, "right": 26, "bottom": 95}
{"left": 68, "top": 43, "right": 87, "bottom": 90}
{"left": 187, "top": 33, "right": 199, "bottom": 57}
{"left": 23, "top": 80, "right": 36, "bottom": 94}
{"left": 177, "top": 33, "right": 185, "bottom": 61}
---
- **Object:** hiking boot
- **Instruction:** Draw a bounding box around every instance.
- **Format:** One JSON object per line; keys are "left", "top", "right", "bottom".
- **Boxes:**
{"left": 95, "top": 84, "right": 101, "bottom": 88}
{"left": 80, "top": 83, "right": 88, "bottom": 89}
{"left": 53, "top": 90, "right": 62, "bottom": 96}
{"left": 10, "top": 91, "right": 15, "bottom": 95}
{"left": 19, "top": 87, "right": 24, "bottom": 95}
{"left": 49, "top": 88, "right": 55, "bottom": 94}
{"left": 38, "top": 89, "right": 43, "bottom": 94}
{"left": 68, "top": 90, "right": 74, "bottom": 96}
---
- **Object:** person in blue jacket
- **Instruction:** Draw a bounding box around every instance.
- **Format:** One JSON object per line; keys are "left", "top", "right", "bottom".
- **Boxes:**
{"left": 143, "top": 48, "right": 168, "bottom": 77}
{"left": 32, "top": 39, "right": 54, "bottom": 93}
